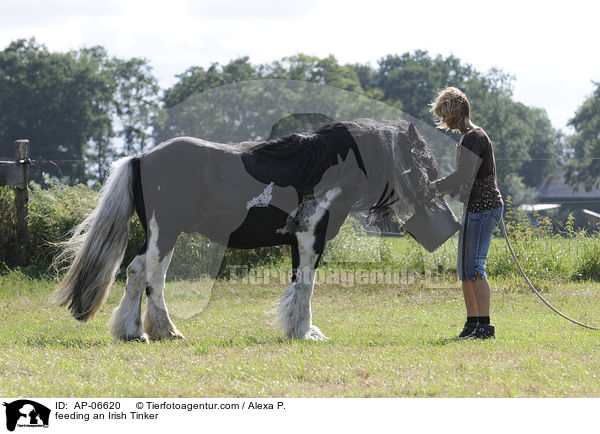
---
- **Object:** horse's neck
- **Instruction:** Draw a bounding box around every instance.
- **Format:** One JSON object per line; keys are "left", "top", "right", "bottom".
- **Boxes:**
{"left": 352, "top": 138, "right": 395, "bottom": 211}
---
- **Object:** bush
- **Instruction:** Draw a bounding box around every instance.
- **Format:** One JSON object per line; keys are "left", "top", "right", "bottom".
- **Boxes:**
{"left": 0, "top": 187, "right": 18, "bottom": 265}
{"left": 27, "top": 182, "right": 99, "bottom": 274}
{"left": 1, "top": 185, "right": 599, "bottom": 282}
{"left": 486, "top": 197, "right": 600, "bottom": 282}
{"left": 573, "top": 234, "right": 600, "bottom": 281}
{"left": 1, "top": 183, "right": 99, "bottom": 274}
{"left": 321, "top": 216, "right": 383, "bottom": 265}
{"left": 167, "top": 233, "right": 286, "bottom": 280}
{"left": 0, "top": 183, "right": 285, "bottom": 279}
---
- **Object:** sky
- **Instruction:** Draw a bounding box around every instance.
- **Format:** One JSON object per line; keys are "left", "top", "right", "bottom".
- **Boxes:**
{"left": 1, "top": 0, "right": 599, "bottom": 133}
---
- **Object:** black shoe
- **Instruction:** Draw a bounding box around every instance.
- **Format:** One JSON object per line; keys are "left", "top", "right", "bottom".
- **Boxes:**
{"left": 466, "top": 323, "right": 495, "bottom": 339}
{"left": 445, "top": 321, "right": 478, "bottom": 341}
{"left": 459, "top": 321, "right": 478, "bottom": 338}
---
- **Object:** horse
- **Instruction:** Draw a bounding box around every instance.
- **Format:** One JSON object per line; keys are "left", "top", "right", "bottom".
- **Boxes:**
{"left": 55, "top": 119, "right": 450, "bottom": 342}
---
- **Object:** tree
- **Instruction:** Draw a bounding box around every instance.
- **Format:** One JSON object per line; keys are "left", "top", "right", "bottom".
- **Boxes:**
{"left": 358, "top": 52, "right": 560, "bottom": 201}
{"left": 111, "top": 57, "right": 160, "bottom": 156}
{"left": 156, "top": 57, "right": 261, "bottom": 143}
{"left": 262, "top": 54, "right": 363, "bottom": 93}
{"left": 162, "top": 57, "right": 257, "bottom": 109}
{"left": 156, "top": 55, "right": 384, "bottom": 144}
{"left": 0, "top": 39, "right": 113, "bottom": 183}
{"left": 76, "top": 46, "right": 118, "bottom": 183}
{"left": 372, "top": 50, "right": 474, "bottom": 120}
{"left": 518, "top": 106, "right": 560, "bottom": 187}
{"left": 159, "top": 50, "right": 561, "bottom": 203}
{"left": 462, "top": 68, "right": 559, "bottom": 201}
{"left": 0, "top": 39, "right": 160, "bottom": 184}
{"left": 566, "top": 81, "right": 600, "bottom": 189}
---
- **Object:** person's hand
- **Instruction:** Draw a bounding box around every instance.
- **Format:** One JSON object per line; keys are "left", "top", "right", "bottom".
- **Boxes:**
{"left": 427, "top": 182, "right": 438, "bottom": 193}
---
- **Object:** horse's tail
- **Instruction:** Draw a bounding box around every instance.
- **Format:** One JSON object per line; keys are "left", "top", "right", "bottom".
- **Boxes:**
{"left": 54, "top": 156, "right": 136, "bottom": 321}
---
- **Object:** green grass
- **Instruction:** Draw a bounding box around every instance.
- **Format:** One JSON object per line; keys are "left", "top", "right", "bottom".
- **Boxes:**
{"left": 323, "top": 229, "right": 600, "bottom": 282}
{"left": 1, "top": 269, "right": 600, "bottom": 397}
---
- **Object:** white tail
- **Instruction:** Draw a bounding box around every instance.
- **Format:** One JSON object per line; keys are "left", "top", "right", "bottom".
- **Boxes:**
{"left": 55, "top": 157, "right": 135, "bottom": 321}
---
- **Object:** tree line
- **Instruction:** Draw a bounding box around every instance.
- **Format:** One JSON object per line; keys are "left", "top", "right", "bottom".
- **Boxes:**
{"left": 0, "top": 38, "right": 598, "bottom": 202}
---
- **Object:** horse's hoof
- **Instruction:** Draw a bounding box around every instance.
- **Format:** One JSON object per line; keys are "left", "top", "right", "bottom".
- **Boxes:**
{"left": 303, "top": 326, "right": 328, "bottom": 341}
{"left": 121, "top": 333, "right": 149, "bottom": 343}
{"left": 168, "top": 330, "right": 185, "bottom": 340}
{"left": 146, "top": 329, "right": 185, "bottom": 341}
{"left": 136, "top": 334, "right": 150, "bottom": 343}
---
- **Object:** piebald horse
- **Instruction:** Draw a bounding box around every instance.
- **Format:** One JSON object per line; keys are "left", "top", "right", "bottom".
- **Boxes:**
{"left": 56, "top": 119, "right": 447, "bottom": 341}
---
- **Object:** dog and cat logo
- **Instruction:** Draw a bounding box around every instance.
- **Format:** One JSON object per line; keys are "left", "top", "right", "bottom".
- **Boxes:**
{"left": 2, "top": 400, "right": 50, "bottom": 431}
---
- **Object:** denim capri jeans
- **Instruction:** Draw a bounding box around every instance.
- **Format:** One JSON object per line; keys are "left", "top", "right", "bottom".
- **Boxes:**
{"left": 457, "top": 204, "right": 503, "bottom": 281}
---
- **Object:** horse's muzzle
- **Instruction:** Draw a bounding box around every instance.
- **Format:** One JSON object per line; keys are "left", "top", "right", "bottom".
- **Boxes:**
{"left": 402, "top": 197, "right": 460, "bottom": 252}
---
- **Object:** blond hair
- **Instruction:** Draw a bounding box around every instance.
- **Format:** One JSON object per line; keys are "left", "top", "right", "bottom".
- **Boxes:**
{"left": 429, "top": 87, "right": 471, "bottom": 132}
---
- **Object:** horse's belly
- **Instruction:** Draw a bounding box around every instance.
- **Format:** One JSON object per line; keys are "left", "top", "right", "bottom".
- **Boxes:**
{"left": 227, "top": 206, "right": 295, "bottom": 248}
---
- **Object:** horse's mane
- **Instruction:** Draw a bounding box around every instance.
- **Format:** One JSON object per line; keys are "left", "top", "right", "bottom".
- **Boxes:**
{"left": 237, "top": 119, "right": 408, "bottom": 155}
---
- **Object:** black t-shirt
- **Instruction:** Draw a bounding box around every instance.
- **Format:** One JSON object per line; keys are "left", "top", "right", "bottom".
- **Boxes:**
{"left": 436, "top": 128, "right": 503, "bottom": 212}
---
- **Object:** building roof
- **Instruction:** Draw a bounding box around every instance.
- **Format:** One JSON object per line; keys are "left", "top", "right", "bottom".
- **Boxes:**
{"left": 537, "top": 171, "right": 600, "bottom": 202}
{"left": 519, "top": 204, "right": 561, "bottom": 212}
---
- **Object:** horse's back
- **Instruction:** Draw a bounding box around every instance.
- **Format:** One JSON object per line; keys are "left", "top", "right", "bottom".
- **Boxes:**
{"left": 138, "top": 137, "right": 299, "bottom": 244}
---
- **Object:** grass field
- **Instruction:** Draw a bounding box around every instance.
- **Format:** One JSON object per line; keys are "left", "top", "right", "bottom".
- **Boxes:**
{"left": 1, "top": 268, "right": 599, "bottom": 398}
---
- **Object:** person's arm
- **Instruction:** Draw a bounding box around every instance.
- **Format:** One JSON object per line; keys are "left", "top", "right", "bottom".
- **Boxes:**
{"left": 427, "top": 179, "right": 453, "bottom": 194}
{"left": 430, "top": 135, "right": 484, "bottom": 195}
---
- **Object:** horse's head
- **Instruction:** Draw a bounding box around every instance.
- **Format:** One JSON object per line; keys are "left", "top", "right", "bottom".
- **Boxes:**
{"left": 389, "top": 122, "right": 460, "bottom": 251}
{"left": 388, "top": 122, "right": 438, "bottom": 219}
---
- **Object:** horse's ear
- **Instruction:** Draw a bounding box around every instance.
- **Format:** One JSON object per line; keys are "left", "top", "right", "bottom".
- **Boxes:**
{"left": 408, "top": 123, "right": 419, "bottom": 140}
{"left": 408, "top": 123, "right": 426, "bottom": 150}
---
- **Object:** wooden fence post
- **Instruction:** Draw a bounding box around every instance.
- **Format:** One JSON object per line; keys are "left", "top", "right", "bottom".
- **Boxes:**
{"left": 14, "top": 139, "right": 30, "bottom": 266}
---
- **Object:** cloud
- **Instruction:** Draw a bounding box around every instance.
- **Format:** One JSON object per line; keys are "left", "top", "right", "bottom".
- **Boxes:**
{"left": 0, "top": 0, "right": 599, "bottom": 131}
{"left": 187, "top": 0, "right": 319, "bottom": 20}
{"left": 0, "top": 0, "right": 121, "bottom": 27}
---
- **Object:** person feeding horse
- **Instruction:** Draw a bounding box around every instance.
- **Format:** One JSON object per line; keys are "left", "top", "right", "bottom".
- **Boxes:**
{"left": 428, "top": 87, "right": 504, "bottom": 340}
